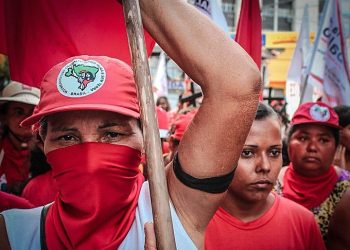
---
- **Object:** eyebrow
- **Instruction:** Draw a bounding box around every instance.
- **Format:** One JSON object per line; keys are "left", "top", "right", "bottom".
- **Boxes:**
{"left": 98, "top": 122, "right": 129, "bottom": 129}
{"left": 50, "top": 126, "right": 79, "bottom": 133}
{"left": 50, "top": 121, "right": 131, "bottom": 132}
{"left": 298, "top": 131, "right": 332, "bottom": 137}
{"left": 243, "top": 144, "right": 282, "bottom": 148}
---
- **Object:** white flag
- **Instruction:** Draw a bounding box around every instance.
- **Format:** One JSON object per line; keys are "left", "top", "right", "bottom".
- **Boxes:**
{"left": 188, "top": 0, "right": 229, "bottom": 34}
{"left": 286, "top": 5, "right": 311, "bottom": 117}
{"left": 303, "top": 0, "right": 350, "bottom": 106}
{"left": 153, "top": 51, "right": 168, "bottom": 100}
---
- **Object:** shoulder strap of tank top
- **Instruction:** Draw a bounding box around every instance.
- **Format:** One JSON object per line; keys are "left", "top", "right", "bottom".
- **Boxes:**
{"left": 40, "top": 204, "right": 51, "bottom": 250}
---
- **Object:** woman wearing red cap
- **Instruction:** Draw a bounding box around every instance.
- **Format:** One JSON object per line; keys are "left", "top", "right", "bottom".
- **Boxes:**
{"left": 0, "top": 1, "right": 261, "bottom": 249}
{"left": 164, "top": 109, "right": 197, "bottom": 166}
{"left": 275, "top": 101, "right": 350, "bottom": 248}
{"left": 205, "top": 102, "right": 325, "bottom": 250}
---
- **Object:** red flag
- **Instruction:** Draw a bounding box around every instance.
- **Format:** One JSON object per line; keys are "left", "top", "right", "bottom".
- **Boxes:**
{"left": 235, "top": 0, "right": 262, "bottom": 69}
{"left": 0, "top": 0, "right": 155, "bottom": 87}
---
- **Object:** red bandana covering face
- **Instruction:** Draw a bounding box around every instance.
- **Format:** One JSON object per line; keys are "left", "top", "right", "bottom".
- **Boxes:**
{"left": 283, "top": 163, "right": 338, "bottom": 209}
{"left": 45, "top": 142, "right": 144, "bottom": 250}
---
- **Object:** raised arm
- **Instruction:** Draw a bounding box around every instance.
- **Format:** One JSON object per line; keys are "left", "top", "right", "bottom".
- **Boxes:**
{"left": 140, "top": 0, "right": 261, "bottom": 247}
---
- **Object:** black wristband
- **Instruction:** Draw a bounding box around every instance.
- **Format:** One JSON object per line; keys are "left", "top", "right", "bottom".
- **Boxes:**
{"left": 172, "top": 153, "right": 235, "bottom": 194}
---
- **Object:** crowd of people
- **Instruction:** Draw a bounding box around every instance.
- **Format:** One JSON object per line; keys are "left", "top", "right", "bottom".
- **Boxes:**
{"left": 0, "top": 1, "right": 349, "bottom": 249}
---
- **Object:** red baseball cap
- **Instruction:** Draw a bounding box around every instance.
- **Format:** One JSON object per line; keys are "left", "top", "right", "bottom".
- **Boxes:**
{"left": 291, "top": 101, "right": 340, "bottom": 129}
{"left": 21, "top": 55, "right": 139, "bottom": 127}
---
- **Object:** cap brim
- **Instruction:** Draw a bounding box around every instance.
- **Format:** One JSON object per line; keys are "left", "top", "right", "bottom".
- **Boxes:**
{"left": 0, "top": 96, "right": 39, "bottom": 106}
{"left": 21, "top": 104, "right": 140, "bottom": 127}
{"left": 292, "top": 121, "right": 341, "bottom": 130}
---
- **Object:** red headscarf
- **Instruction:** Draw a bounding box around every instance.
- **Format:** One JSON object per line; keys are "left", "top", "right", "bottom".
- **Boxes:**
{"left": 283, "top": 163, "right": 338, "bottom": 209}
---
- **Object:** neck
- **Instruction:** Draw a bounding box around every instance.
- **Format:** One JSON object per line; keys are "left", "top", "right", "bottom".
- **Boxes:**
{"left": 7, "top": 131, "right": 28, "bottom": 150}
{"left": 222, "top": 192, "right": 275, "bottom": 223}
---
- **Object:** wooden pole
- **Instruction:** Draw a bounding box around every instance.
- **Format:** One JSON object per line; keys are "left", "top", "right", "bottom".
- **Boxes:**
{"left": 121, "top": 1, "right": 176, "bottom": 249}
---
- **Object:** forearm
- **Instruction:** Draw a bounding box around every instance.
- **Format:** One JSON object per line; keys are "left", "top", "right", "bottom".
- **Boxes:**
{"left": 140, "top": 0, "right": 260, "bottom": 177}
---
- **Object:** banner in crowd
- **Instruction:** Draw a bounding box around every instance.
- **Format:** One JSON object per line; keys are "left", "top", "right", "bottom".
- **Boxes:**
{"left": 235, "top": 0, "right": 261, "bottom": 69}
{"left": 153, "top": 51, "right": 168, "bottom": 100}
{"left": 189, "top": 0, "right": 229, "bottom": 34}
{"left": 286, "top": 5, "right": 312, "bottom": 117}
{"left": 0, "top": 0, "right": 155, "bottom": 87}
{"left": 301, "top": 0, "right": 350, "bottom": 106}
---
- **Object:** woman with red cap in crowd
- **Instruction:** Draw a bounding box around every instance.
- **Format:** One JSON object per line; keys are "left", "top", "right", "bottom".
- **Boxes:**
{"left": 205, "top": 102, "right": 325, "bottom": 250}
{"left": 275, "top": 101, "right": 350, "bottom": 248}
{"left": 0, "top": 0, "right": 261, "bottom": 249}
{"left": 0, "top": 81, "right": 40, "bottom": 195}
{"left": 164, "top": 108, "right": 197, "bottom": 166}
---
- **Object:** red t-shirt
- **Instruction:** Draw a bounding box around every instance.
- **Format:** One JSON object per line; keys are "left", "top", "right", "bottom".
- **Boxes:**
{"left": 22, "top": 170, "right": 58, "bottom": 206}
{"left": 205, "top": 193, "right": 326, "bottom": 250}
{"left": 0, "top": 137, "right": 30, "bottom": 189}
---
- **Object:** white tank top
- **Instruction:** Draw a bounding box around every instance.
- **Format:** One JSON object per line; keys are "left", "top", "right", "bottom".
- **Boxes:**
{"left": 1, "top": 181, "right": 197, "bottom": 249}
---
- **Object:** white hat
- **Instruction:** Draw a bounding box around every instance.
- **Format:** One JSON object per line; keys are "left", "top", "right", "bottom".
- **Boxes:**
{"left": 0, "top": 81, "right": 40, "bottom": 106}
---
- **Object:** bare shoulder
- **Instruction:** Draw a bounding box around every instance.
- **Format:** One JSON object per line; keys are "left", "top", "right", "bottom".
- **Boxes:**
{"left": 327, "top": 189, "right": 350, "bottom": 249}
{"left": 337, "top": 188, "right": 350, "bottom": 208}
{"left": 0, "top": 215, "right": 11, "bottom": 250}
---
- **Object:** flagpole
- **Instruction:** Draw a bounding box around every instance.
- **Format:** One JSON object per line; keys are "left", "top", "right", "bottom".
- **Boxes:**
{"left": 299, "top": 0, "right": 329, "bottom": 105}
{"left": 121, "top": 1, "right": 176, "bottom": 249}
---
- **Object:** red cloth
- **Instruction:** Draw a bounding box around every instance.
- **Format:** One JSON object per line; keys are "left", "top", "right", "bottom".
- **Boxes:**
{"left": 205, "top": 193, "right": 325, "bottom": 250}
{"left": 171, "top": 109, "right": 197, "bottom": 141}
{"left": 235, "top": 0, "right": 262, "bottom": 69}
{"left": 0, "top": 191, "right": 34, "bottom": 212}
{"left": 0, "top": 137, "right": 30, "bottom": 188}
{"left": 283, "top": 163, "right": 338, "bottom": 209}
{"left": 0, "top": 0, "right": 155, "bottom": 87}
{"left": 45, "top": 143, "right": 144, "bottom": 249}
{"left": 21, "top": 170, "right": 58, "bottom": 207}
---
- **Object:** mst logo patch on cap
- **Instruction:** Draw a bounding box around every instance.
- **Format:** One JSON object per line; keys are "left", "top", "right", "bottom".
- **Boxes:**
{"left": 57, "top": 59, "right": 106, "bottom": 98}
{"left": 309, "top": 104, "right": 331, "bottom": 122}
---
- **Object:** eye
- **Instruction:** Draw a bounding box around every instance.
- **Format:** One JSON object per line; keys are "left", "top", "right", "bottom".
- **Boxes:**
{"left": 298, "top": 135, "right": 308, "bottom": 142}
{"left": 57, "top": 134, "right": 76, "bottom": 142}
{"left": 101, "top": 131, "right": 124, "bottom": 143}
{"left": 319, "top": 137, "right": 330, "bottom": 144}
{"left": 269, "top": 148, "right": 281, "bottom": 157}
{"left": 13, "top": 108, "right": 25, "bottom": 116}
{"left": 241, "top": 149, "right": 253, "bottom": 158}
{"left": 105, "top": 131, "right": 120, "bottom": 139}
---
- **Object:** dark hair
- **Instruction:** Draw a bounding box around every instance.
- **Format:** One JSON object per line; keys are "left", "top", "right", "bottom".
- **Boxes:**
{"left": 256, "top": 102, "right": 289, "bottom": 165}
{"left": 0, "top": 102, "right": 11, "bottom": 138}
{"left": 287, "top": 124, "right": 340, "bottom": 146}
{"left": 39, "top": 117, "right": 48, "bottom": 140}
{"left": 156, "top": 96, "right": 170, "bottom": 112}
{"left": 29, "top": 144, "right": 51, "bottom": 178}
{"left": 255, "top": 102, "right": 279, "bottom": 121}
{"left": 334, "top": 105, "right": 350, "bottom": 128}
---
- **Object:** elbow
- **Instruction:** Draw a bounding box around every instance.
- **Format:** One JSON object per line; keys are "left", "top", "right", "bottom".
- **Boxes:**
{"left": 247, "top": 68, "right": 262, "bottom": 97}
{"left": 233, "top": 62, "right": 262, "bottom": 99}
